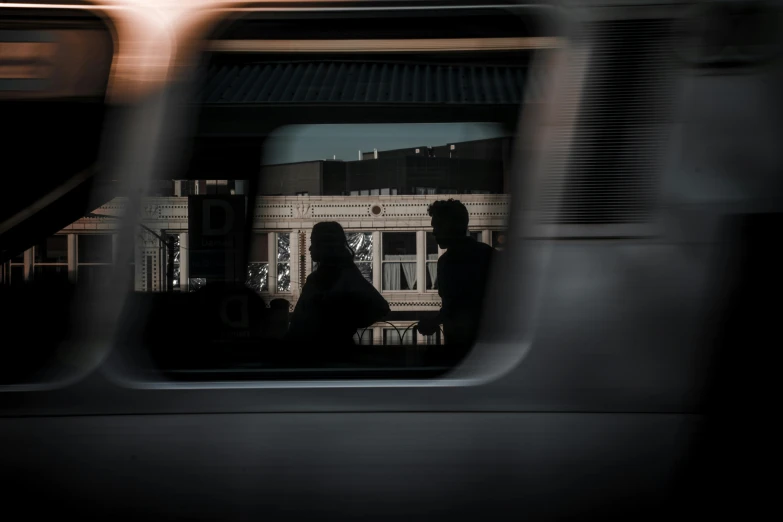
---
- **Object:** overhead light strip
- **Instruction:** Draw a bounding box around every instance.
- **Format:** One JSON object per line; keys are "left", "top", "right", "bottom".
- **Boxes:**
{"left": 207, "top": 37, "right": 563, "bottom": 53}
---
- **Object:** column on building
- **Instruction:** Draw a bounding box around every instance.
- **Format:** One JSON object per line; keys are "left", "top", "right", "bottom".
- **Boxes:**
{"left": 481, "top": 230, "right": 491, "bottom": 245}
{"left": 372, "top": 231, "right": 383, "bottom": 345}
{"left": 305, "top": 230, "right": 312, "bottom": 278}
{"left": 267, "top": 232, "right": 277, "bottom": 294}
{"left": 67, "top": 234, "right": 77, "bottom": 284}
{"left": 290, "top": 228, "right": 299, "bottom": 300}
{"left": 416, "top": 230, "right": 426, "bottom": 293}
{"left": 23, "top": 248, "right": 33, "bottom": 281}
{"left": 371, "top": 231, "right": 381, "bottom": 292}
{"left": 179, "top": 233, "right": 189, "bottom": 292}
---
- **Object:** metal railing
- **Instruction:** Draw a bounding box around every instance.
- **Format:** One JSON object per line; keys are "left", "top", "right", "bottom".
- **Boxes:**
{"left": 354, "top": 321, "right": 445, "bottom": 346}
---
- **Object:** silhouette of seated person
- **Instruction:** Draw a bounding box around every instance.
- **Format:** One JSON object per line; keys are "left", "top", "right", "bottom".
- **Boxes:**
{"left": 286, "top": 222, "right": 389, "bottom": 360}
{"left": 417, "top": 199, "right": 494, "bottom": 353}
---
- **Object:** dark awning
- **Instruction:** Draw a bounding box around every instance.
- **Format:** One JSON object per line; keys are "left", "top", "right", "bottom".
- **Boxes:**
{"left": 199, "top": 61, "right": 536, "bottom": 105}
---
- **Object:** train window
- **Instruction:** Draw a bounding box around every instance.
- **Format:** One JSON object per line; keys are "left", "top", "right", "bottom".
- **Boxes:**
{"left": 0, "top": 8, "right": 115, "bottom": 388}
{"left": 105, "top": 5, "right": 557, "bottom": 384}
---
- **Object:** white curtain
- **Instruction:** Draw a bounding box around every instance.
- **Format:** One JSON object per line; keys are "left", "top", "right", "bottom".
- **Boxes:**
{"left": 383, "top": 255, "right": 416, "bottom": 290}
{"left": 427, "top": 254, "right": 438, "bottom": 288}
{"left": 400, "top": 255, "right": 416, "bottom": 290}
{"left": 383, "top": 257, "right": 401, "bottom": 290}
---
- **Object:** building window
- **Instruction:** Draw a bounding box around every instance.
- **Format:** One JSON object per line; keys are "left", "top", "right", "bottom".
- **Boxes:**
{"left": 163, "top": 234, "right": 180, "bottom": 291}
{"left": 468, "top": 231, "right": 482, "bottom": 242}
{"left": 382, "top": 232, "right": 417, "bottom": 291}
{"left": 347, "top": 232, "right": 372, "bottom": 283}
{"left": 8, "top": 250, "right": 24, "bottom": 287}
{"left": 33, "top": 235, "right": 68, "bottom": 284}
{"left": 247, "top": 232, "right": 269, "bottom": 292}
{"left": 383, "top": 327, "right": 415, "bottom": 345}
{"left": 413, "top": 187, "right": 437, "bottom": 195}
{"left": 77, "top": 234, "right": 113, "bottom": 287}
{"left": 277, "top": 233, "right": 291, "bottom": 292}
{"left": 353, "top": 328, "right": 374, "bottom": 346}
{"left": 426, "top": 232, "right": 439, "bottom": 290}
{"left": 380, "top": 188, "right": 398, "bottom": 195}
{"left": 189, "top": 278, "right": 206, "bottom": 292}
{"left": 492, "top": 230, "right": 507, "bottom": 251}
{"left": 295, "top": 191, "right": 309, "bottom": 196}
{"left": 423, "top": 330, "right": 443, "bottom": 345}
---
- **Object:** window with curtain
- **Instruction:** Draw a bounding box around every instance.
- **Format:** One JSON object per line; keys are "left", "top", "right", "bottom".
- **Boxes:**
{"left": 425, "top": 232, "right": 439, "bottom": 291}
{"left": 382, "top": 232, "right": 417, "bottom": 291}
{"left": 77, "top": 234, "right": 113, "bottom": 288}
{"left": 347, "top": 232, "right": 372, "bottom": 283}
{"left": 277, "top": 233, "right": 291, "bottom": 292}
{"left": 246, "top": 232, "right": 269, "bottom": 292}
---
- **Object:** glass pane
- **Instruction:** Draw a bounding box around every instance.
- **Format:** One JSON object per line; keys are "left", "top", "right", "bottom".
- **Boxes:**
{"left": 424, "top": 331, "right": 441, "bottom": 345}
{"left": 426, "top": 232, "right": 438, "bottom": 256}
{"left": 277, "top": 233, "right": 290, "bottom": 262}
{"left": 166, "top": 234, "right": 180, "bottom": 290}
{"left": 12, "top": 251, "right": 24, "bottom": 263}
{"left": 382, "top": 233, "right": 416, "bottom": 259}
{"left": 277, "top": 262, "right": 291, "bottom": 292}
{"left": 468, "top": 231, "right": 482, "bottom": 242}
{"left": 383, "top": 327, "right": 415, "bottom": 345}
{"left": 353, "top": 329, "right": 374, "bottom": 346}
{"left": 249, "top": 233, "right": 269, "bottom": 262}
{"left": 347, "top": 232, "right": 372, "bottom": 261}
{"left": 426, "top": 261, "right": 438, "bottom": 290}
{"left": 382, "top": 232, "right": 416, "bottom": 290}
{"left": 189, "top": 278, "right": 207, "bottom": 292}
{"left": 356, "top": 261, "right": 373, "bottom": 284}
{"left": 78, "top": 234, "right": 112, "bottom": 264}
{"left": 10, "top": 266, "right": 24, "bottom": 287}
{"left": 33, "top": 265, "right": 68, "bottom": 284}
{"left": 77, "top": 265, "right": 113, "bottom": 287}
{"left": 35, "top": 236, "right": 68, "bottom": 263}
{"left": 246, "top": 262, "right": 269, "bottom": 292}
{"left": 492, "top": 231, "right": 507, "bottom": 250}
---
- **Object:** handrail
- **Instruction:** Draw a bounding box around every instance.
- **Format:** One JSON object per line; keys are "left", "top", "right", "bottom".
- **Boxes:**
{"left": 355, "top": 321, "right": 444, "bottom": 346}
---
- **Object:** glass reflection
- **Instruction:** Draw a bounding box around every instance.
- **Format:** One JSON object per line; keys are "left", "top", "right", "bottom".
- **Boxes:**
{"left": 246, "top": 263, "right": 269, "bottom": 292}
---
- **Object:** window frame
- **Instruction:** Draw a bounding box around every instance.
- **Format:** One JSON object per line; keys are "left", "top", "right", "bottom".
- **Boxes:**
{"left": 380, "top": 231, "right": 419, "bottom": 292}
{"left": 96, "top": 1, "right": 560, "bottom": 392}
{"left": 75, "top": 232, "right": 116, "bottom": 288}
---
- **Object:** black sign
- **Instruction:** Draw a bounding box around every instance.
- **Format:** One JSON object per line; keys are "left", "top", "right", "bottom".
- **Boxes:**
{"left": 188, "top": 195, "right": 246, "bottom": 281}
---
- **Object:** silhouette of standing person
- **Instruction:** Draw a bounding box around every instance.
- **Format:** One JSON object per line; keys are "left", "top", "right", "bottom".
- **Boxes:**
{"left": 417, "top": 199, "right": 494, "bottom": 351}
{"left": 286, "top": 222, "right": 389, "bottom": 357}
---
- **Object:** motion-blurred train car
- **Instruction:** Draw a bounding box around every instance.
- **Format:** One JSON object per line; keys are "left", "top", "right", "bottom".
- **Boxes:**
{"left": 1, "top": 0, "right": 782, "bottom": 520}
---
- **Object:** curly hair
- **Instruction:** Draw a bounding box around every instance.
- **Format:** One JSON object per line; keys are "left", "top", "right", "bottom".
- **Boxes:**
{"left": 427, "top": 199, "right": 469, "bottom": 231}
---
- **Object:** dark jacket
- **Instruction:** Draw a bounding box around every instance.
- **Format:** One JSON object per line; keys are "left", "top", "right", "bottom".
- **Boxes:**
{"left": 437, "top": 237, "right": 494, "bottom": 345}
{"left": 287, "top": 260, "right": 389, "bottom": 349}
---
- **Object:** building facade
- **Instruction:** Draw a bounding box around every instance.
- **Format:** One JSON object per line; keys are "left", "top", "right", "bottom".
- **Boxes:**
{"left": 3, "top": 194, "right": 510, "bottom": 345}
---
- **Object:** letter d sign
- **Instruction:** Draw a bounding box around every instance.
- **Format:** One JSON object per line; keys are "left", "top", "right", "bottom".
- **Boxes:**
{"left": 203, "top": 199, "right": 234, "bottom": 236}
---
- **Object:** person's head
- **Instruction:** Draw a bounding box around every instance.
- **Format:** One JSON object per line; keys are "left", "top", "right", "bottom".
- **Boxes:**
{"left": 428, "top": 199, "right": 469, "bottom": 249}
{"left": 309, "top": 221, "right": 354, "bottom": 264}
